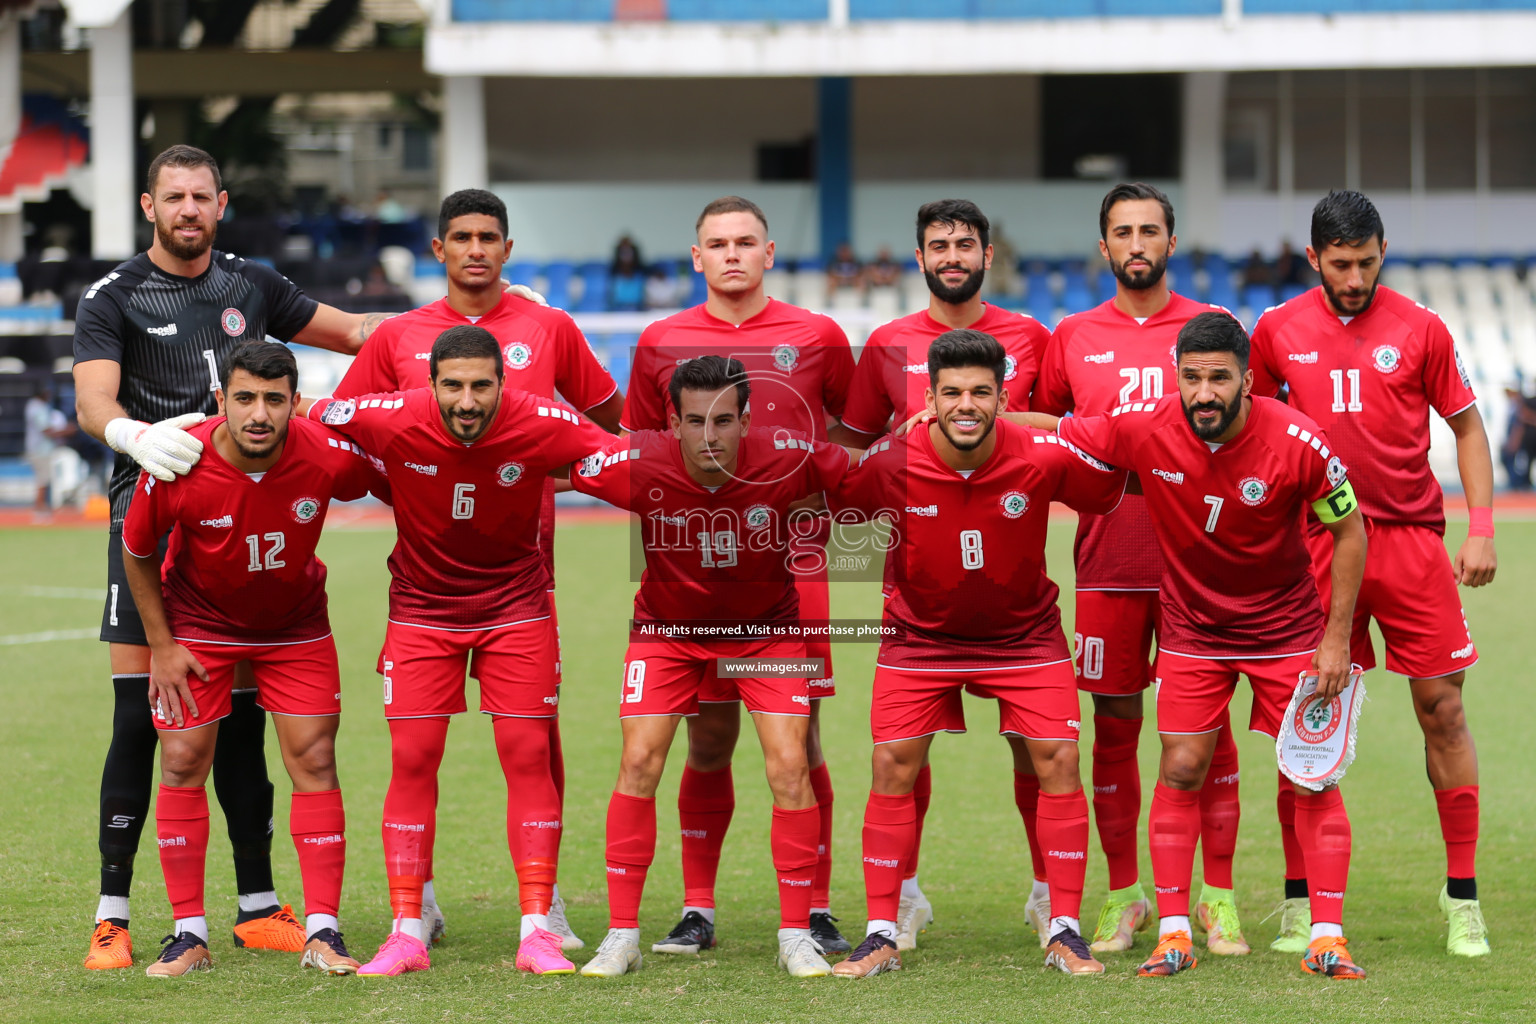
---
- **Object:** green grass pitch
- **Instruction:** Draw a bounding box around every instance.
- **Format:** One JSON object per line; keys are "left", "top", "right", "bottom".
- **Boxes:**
{"left": 1, "top": 519, "right": 1531, "bottom": 1023}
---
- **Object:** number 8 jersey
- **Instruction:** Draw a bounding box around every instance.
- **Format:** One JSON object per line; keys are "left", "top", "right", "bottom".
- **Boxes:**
{"left": 121, "top": 417, "right": 383, "bottom": 643}
{"left": 836, "top": 420, "right": 1126, "bottom": 671}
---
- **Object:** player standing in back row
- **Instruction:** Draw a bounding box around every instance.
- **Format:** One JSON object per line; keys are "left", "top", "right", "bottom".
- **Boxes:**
{"left": 831, "top": 199, "right": 1054, "bottom": 951}
{"left": 73, "top": 145, "right": 398, "bottom": 969}
{"left": 335, "top": 188, "right": 623, "bottom": 950}
{"left": 621, "top": 196, "right": 856, "bottom": 956}
{"left": 1032, "top": 183, "right": 1249, "bottom": 956}
{"left": 1250, "top": 190, "right": 1497, "bottom": 957}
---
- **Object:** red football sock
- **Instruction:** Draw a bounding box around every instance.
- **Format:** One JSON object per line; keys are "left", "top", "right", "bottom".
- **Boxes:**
{"left": 1434, "top": 785, "right": 1479, "bottom": 880}
{"left": 493, "top": 715, "right": 559, "bottom": 917}
{"left": 1036, "top": 789, "right": 1090, "bottom": 921}
{"left": 906, "top": 763, "right": 932, "bottom": 880}
{"left": 862, "top": 792, "right": 916, "bottom": 924}
{"left": 1091, "top": 715, "right": 1143, "bottom": 891}
{"left": 1013, "top": 770, "right": 1047, "bottom": 881}
{"left": 1295, "top": 787, "right": 1351, "bottom": 925}
{"left": 1276, "top": 772, "right": 1306, "bottom": 883}
{"left": 605, "top": 791, "right": 656, "bottom": 929}
{"left": 1199, "top": 725, "right": 1241, "bottom": 890}
{"left": 677, "top": 764, "right": 734, "bottom": 909}
{"left": 772, "top": 805, "right": 820, "bottom": 929}
{"left": 382, "top": 717, "right": 448, "bottom": 922}
{"left": 156, "top": 784, "right": 210, "bottom": 920}
{"left": 549, "top": 716, "right": 566, "bottom": 808}
{"left": 808, "top": 762, "right": 834, "bottom": 907}
{"left": 1148, "top": 783, "right": 1200, "bottom": 920}
{"left": 290, "top": 788, "right": 346, "bottom": 919}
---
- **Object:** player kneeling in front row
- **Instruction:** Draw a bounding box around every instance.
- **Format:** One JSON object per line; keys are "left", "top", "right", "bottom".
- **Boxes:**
{"left": 832, "top": 330, "right": 1128, "bottom": 979}
{"left": 121, "top": 342, "right": 385, "bottom": 977}
{"left": 572, "top": 356, "right": 854, "bottom": 979}
{"left": 1049, "top": 312, "right": 1369, "bottom": 979}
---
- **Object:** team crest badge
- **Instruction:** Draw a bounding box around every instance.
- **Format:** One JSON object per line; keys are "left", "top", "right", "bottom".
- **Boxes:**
{"left": 1003, "top": 355, "right": 1018, "bottom": 382}
{"left": 1325, "top": 455, "right": 1347, "bottom": 488}
{"left": 221, "top": 308, "right": 247, "bottom": 337}
{"left": 772, "top": 344, "right": 799, "bottom": 372}
{"left": 291, "top": 497, "right": 321, "bottom": 524}
{"left": 1293, "top": 693, "right": 1343, "bottom": 744}
{"left": 497, "top": 462, "right": 525, "bottom": 487}
{"left": 320, "top": 399, "right": 356, "bottom": 426}
{"left": 1000, "top": 491, "right": 1030, "bottom": 519}
{"left": 744, "top": 504, "right": 773, "bottom": 530}
{"left": 504, "top": 342, "right": 533, "bottom": 371}
{"left": 1238, "top": 476, "right": 1269, "bottom": 507}
{"left": 577, "top": 453, "right": 604, "bottom": 478}
{"left": 1371, "top": 344, "right": 1401, "bottom": 374}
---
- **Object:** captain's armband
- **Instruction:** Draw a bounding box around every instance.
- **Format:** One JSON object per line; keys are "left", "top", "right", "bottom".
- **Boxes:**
{"left": 1313, "top": 479, "right": 1358, "bottom": 523}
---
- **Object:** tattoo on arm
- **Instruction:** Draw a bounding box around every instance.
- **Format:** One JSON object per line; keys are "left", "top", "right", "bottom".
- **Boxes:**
{"left": 358, "top": 312, "right": 394, "bottom": 342}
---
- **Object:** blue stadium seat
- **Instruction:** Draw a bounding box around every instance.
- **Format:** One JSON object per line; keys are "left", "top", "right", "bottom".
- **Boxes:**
{"left": 543, "top": 262, "right": 575, "bottom": 309}
{"left": 1061, "top": 283, "right": 1095, "bottom": 315}
{"left": 1279, "top": 282, "right": 1309, "bottom": 303}
{"left": 508, "top": 261, "right": 542, "bottom": 288}
{"left": 686, "top": 267, "right": 709, "bottom": 306}
{"left": 1243, "top": 283, "right": 1277, "bottom": 314}
{"left": 1027, "top": 287, "right": 1056, "bottom": 325}
{"left": 1207, "top": 274, "right": 1239, "bottom": 312}
{"left": 575, "top": 261, "right": 610, "bottom": 312}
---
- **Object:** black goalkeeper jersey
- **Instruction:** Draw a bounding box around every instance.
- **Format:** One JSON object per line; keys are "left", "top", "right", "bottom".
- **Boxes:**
{"left": 72, "top": 250, "right": 319, "bottom": 524}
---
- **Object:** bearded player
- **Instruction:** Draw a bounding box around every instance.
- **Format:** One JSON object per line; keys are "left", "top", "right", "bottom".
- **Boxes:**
{"left": 1032, "top": 183, "right": 1249, "bottom": 955}
{"left": 829, "top": 199, "right": 1052, "bottom": 950}
{"left": 1250, "top": 190, "right": 1497, "bottom": 957}
{"left": 832, "top": 330, "right": 1127, "bottom": 979}
{"left": 306, "top": 325, "right": 611, "bottom": 977}
{"left": 621, "top": 196, "right": 856, "bottom": 956}
{"left": 121, "top": 342, "right": 384, "bottom": 977}
{"left": 335, "top": 188, "right": 622, "bottom": 949}
{"left": 573, "top": 356, "right": 855, "bottom": 979}
{"left": 1048, "top": 312, "right": 1369, "bottom": 980}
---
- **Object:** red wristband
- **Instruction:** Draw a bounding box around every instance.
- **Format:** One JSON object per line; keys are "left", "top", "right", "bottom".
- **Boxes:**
{"left": 1468, "top": 507, "right": 1494, "bottom": 538}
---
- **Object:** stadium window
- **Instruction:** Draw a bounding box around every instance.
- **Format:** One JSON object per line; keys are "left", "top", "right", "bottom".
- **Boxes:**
{"left": 1424, "top": 70, "right": 1477, "bottom": 191}
{"left": 1488, "top": 68, "right": 1536, "bottom": 190}
{"left": 1359, "top": 70, "right": 1411, "bottom": 192}
{"left": 757, "top": 139, "right": 814, "bottom": 182}
{"left": 403, "top": 126, "right": 432, "bottom": 172}
{"left": 1224, "top": 72, "right": 1279, "bottom": 190}
{"left": 1041, "top": 75, "right": 1181, "bottom": 181}
{"left": 1292, "top": 71, "right": 1347, "bottom": 193}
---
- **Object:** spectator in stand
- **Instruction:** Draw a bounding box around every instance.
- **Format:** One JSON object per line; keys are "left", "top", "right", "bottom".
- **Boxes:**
{"left": 25, "top": 380, "right": 74, "bottom": 515}
{"left": 610, "top": 234, "right": 646, "bottom": 311}
{"left": 1241, "top": 248, "right": 1271, "bottom": 288}
{"left": 827, "top": 241, "right": 865, "bottom": 298}
{"left": 866, "top": 246, "right": 902, "bottom": 289}
{"left": 644, "top": 264, "right": 680, "bottom": 310}
{"left": 1275, "top": 240, "right": 1310, "bottom": 288}
{"left": 1502, "top": 382, "right": 1536, "bottom": 490}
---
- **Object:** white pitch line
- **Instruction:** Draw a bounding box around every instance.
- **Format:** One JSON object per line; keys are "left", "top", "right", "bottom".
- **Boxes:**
{"left": 0, "top": 586, "right": 107, "bottom": 600}
{"left": 0, "top": 628, "right": 98, "bottom": 645}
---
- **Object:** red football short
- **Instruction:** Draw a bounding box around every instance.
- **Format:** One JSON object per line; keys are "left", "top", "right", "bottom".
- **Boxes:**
{"left": 549, "top": 592, "right": 562, "bottom": 691}
{"left": 1072, "top": 589, "right": 1160, "bottom": 696}
{"left": 1154, "top": 649, "right": 1317, "bottom": 738}
{"left": 698, "top": 573, "right": 838, "bottom": 704}
{"left": 621, "top": 639, "right": 811, "bottom": 719}
{"left": 379, "top": 616, "right": 557, "bottom": 719}
{"left": 870, "top": 659, "right": 1081, "bottom": 745}
{"left": 1307, "top": 520, "right": 1477, "bottom": 680}
{"left": 155, "top": 635, "right": 341, "bottom": 731}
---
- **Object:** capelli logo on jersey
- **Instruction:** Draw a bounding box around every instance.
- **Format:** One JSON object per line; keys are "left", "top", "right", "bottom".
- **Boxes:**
{"left": 1451, "top": 642, "right": 1475, "bottom": 659}
{"left": 792, "top": 694, "right": 811, "bottom": 706}
{"left": 1314, "top": 889, "right": 1346, "bottom": 900}
{"left": 146, "top": 323, "right": 178, "bottom": 337}
{"left": 906, "top": 504, "right": 939, "bottom": 517}
{"left": 303, "top": 834, "right": 344, "bottom": 846}
{"left": 864, "top": 856, "right": 900, "bottom": 868}
{"left": 384, "top": 822, "right": 426, "bottom": 833}
{"left": 1288, "top": 351, "right": 1319, "bottom": 363}
{"left": 1151, "top": 468, "right": 1184, "bottom": 485}
{"left": 200, "top": 515, "right": 234, "bottom": 528}
{"left": 414, "top": 352, "right": 431, "bottom": 360}
{"left": 779, "top": 877, "right": 811, "bottom": 887}
{"left": 1210, "top": 772, "right": 1240, "bottom": 786}
{"left": 903, "top": 361, "right": 929, "bottom": 375}
{"left": 520, "top": 820, "right": 562, "bottom": 829}
{"left": 1048, "top": 850, "right": 1086, "bottom": 860}
{"left": 405, "top": 462, "right": 438, "bottom": 477}
{"left": 1084, "top": 350, "right": 1115, "bottom": 364}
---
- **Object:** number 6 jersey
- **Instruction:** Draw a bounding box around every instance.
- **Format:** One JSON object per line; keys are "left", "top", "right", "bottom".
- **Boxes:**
{"left": 121, "top": 416, "right": 383, "bottom": 644}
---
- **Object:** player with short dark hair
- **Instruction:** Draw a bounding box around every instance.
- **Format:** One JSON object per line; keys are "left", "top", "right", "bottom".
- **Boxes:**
{"left": 573, "top": 355, "right": 854, "bottom": 978}
{"left": 1031, "top": 183, "right": 1250, "bottom": 956}
{"left": 120, "top": 342, "right": 384, "bottom": 977}
{"left": 336, "top": 189, "right": 622, "bottom": 949}
{"left": 832, "top": 199, "right": 1053, "bottom": 948}
{"left": 308, "top": 325, "right": 612, "bottom": 978}
{"left": 832, "top": 329, "right": 1127, "bottom": 980}
{"left": 1251, "top": 190, "right": 1496, "bottom": 957}
{"left": 619, "top": 196, "right": 857, "bottom": 957}
{"left": 74, "top": 144, "right": 399, "bottom": 970}
{"left": 1050, "top": 312, "right": 1370, "bottom": 980}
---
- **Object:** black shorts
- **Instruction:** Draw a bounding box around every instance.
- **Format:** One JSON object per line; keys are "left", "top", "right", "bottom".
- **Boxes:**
{"left": 100, "top": 526, "right": 167, "bottom": 646}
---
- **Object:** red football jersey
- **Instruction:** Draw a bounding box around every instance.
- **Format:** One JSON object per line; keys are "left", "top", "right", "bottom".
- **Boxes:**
{"left": 619, "top": 299, "right": 854, "bottom": 437}
{"left": 836, "top": 419, "right": 1126, "bottom": 670}
{"left": 570, "top": 429, "right": 850, "bottom": 630}
{"left": 335, "top": 291, "right": 618, "bottom": 582}
{"left": 1250, "top": 285, "right": 1477, "bottom": 533}
{"left": 307, "top": 388, "right": 612, "bottom": 629}
{"left": 1059, "top": 395, "right": 1345, "bottom": 658}
{"left": 1032, "top": 293, "right": 1234, "bottom": 590}
{"left": 121, "top": 417, "right": 383, "bottom": 644}
{"left": 840, "top": 304, "right": 1050, "bottom": 435}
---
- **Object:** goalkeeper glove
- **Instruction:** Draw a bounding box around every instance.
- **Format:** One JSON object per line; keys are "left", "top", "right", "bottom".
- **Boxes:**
{"left": 105, "top": 412, "right": 206, "bottom": 482}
